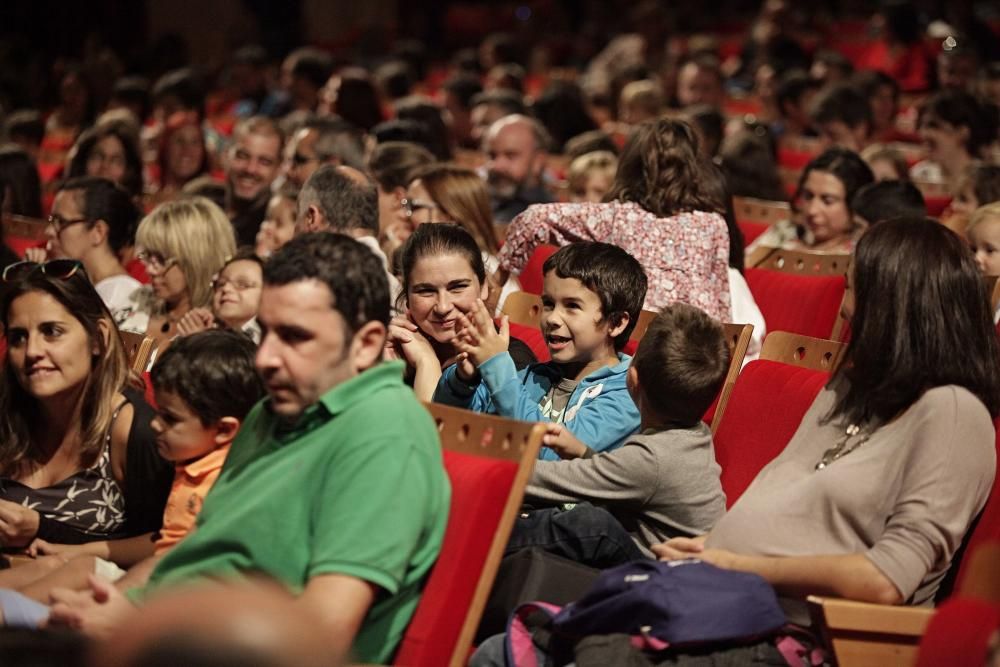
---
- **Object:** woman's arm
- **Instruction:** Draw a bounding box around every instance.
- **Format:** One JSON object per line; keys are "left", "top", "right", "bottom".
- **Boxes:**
{"left": 653, "top": 539, "right": 902, "bottom": 605}
{"left": 31, "top": 533, "right": 157, "bottom": 567}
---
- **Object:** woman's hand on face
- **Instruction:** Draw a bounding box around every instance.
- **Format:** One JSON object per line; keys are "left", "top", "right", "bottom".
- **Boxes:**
{"left": 387, "top": 315, "right": 440, "bottom": 370}
{"left": 175, "top": 308, "right": 215, "bottom": 337}
{"left": 454, "top": 300, "right": 510, "bottom": 367}
{"left": 0, "top": 500, "right": 41, "bottom": 548}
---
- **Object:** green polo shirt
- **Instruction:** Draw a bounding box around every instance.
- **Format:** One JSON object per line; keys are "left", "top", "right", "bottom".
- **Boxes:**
{"left": 134, "top": 360, "right": 450, "bottom": 663}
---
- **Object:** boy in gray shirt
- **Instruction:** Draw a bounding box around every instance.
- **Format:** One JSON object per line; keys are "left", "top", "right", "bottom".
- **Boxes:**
{"left": 506, "top": 303, "right": 730, "bottom": 566}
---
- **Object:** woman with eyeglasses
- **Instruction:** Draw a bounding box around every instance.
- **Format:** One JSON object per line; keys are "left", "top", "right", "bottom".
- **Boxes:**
{"left": 175, "top": 249, "right": 263, "bottom": 344}
{"left": 27, "top": 177, "right": 143, "bottom": 325}
{"left": 118, "top": 197, "right": 237, "bottom": 351}
{"left": 0, "top": 261, "right": 172, "bottom": 582}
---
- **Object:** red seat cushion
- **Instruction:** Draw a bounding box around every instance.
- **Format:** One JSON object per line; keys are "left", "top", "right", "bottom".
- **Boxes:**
{"left": 745, "top": 269, "right": 845, "bottom": 339}
{"left": 394, "top": 450, "right": 519, "bottom": 667}
{"left": 518, "top": 245, "right": 558, "bottom": 295}
{"left": 954, "top": 419, "right": 1000, "bottom": 591}
{"left": 4, "top": 235, "right": 44, "bottom": 259}
{"left": 713, "top": 360, "right": 829, "bottom": 506}
{"left": 509, "top": 321, "right": 550, "bottom": 362}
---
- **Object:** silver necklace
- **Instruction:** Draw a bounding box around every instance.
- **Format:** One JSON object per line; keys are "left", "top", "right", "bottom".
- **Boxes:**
{"left": 815, "top": 423, "right": 871, "bottom": 471}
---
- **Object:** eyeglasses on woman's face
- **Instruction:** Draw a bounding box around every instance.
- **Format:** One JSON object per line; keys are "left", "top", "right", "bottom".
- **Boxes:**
{"left": 136, "top": 251, "right": 179, "bottom": 273}
{"left": 46, "top": 214, "right": 91, "bottom": 235}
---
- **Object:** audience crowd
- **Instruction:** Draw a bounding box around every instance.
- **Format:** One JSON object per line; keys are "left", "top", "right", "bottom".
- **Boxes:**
{"left": 0, "top": 1, "right": 999, "bottom": 664}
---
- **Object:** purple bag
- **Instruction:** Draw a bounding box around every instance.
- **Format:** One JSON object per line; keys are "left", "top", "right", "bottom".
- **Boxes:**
{"left": 551, "top": 558, "right": 787, "bottom": 646}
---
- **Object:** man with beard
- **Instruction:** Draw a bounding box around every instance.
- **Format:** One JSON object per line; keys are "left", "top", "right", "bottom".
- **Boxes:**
{"left": 483, "top": 114, "right": 553, "bottom": 223}
{"left": 226, "top": 116, "right": 283, "bottom": 246}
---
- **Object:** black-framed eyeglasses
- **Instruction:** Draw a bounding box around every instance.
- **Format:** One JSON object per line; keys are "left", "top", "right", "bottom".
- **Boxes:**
{"left": 2, "top": 259, "right": 85, "bottom": 283}
{"left": 46, "top": 214, "right": 91, "bottom": 234}
{"left": 136, "top": 251, "right": 179, "bottom": 272}
{"left": 401, "top": 198, "right": 439, "bottom": 218}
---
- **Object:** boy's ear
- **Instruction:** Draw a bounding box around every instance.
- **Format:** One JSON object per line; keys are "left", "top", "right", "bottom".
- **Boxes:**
{"left": 213, "top": 416, "right": 242, "bottom": 446}
{"left": 607, "top": 311, "right": 631, "bottom": 340}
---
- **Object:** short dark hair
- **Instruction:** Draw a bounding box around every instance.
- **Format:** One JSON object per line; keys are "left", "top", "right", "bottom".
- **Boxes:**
{"left": 632, "top": 303, "right": 730, "bottom": 426}
{"left": 152, "top": 68, "right": 205, "bottom": 118}
{"left": 470, "top": 89, "right": 526, "bottom": 117}
{"left": 372, "top": 119, "right": 434, "bottom": 155}
{"left": 918, "top": 90, "right": 999, "bottom": 158}
{"left": 3, "top": 110, "right": 44, "bottom": 146}
{"left": 831, "top": 218, "right": 1000, "bottom": 423}
{"left": 443, "top": 74, "right": 483, "bottom": 111}
{"left": 151, "top": 330, "right": 265, "bottom": 427}
{"left": 775, "top": 70, "right": 821, "bottom": 117}
{"left": 289, "top": 48, "right": 333, "bottom": 89}
{"left": 264, "top": 233, "right": 390, "bottom": 333}
{"left": 851, "top": 180, "right": 925, "bottom": 225}
{"left": 542, "top": 242, "right": 648, "bottom": 351}
{"left": 59, "top": 176, "right": 141, "bottom": 253}
{"left": 809, "top": 82, "right": 872, "bottom": 131}
{"left": 299, "top": 165, "right": 378, "bottom": 236}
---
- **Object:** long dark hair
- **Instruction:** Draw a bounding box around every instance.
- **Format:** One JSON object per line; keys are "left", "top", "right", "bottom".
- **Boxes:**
{"left": 0, "top": 271, "right": 132, "bottom": 475}
{"left": 605, "top": 118, "right": 722, "bottom": 218}
{"left": 0, "top": 145, "right": 42, "bottom": 217}
{"left": 829, "top": 218, "right": 1000, "bottom": 425}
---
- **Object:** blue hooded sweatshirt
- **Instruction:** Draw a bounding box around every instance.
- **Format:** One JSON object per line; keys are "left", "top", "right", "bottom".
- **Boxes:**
{"left": 433, "top": 351, "right": 640, "bottom": 460}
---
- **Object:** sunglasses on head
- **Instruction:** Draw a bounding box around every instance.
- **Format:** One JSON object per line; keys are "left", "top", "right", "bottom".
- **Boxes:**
{"left": 1, "top": 259, "right": 85, "bottom": 283}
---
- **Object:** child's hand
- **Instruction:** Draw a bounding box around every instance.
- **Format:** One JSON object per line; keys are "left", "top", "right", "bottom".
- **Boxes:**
{"left": 543, "top": 424, "right": 589, "bottom": 459}
{"left": 176, "top": 308, "right": 215, "bottom": 337}
{"left": 454, "top": 299, "right": 509, "bottom": 367}
{"left": 26, "top": 538, "right": 87, "bottom": 559}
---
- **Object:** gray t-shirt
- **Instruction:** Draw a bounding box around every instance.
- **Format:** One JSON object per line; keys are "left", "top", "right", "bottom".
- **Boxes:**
{"left": 526, "top": 424, "right": 727, "bottom": 556}
{"left": 708, "top": 384, "right": 995, "bottom": 610}
{"left": 539, "top": 377, "right": 581, "bottom": 423}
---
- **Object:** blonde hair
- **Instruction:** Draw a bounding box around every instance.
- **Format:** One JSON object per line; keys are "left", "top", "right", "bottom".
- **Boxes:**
{"left": 568, "top": 151, "right": 618, "bottom": 195}
{"left": 410, "top": 164, "right": 500, "bottom": 255}
{"left": 619, "top": 79, "right": 664, "bottom": 120}
{"left": 860, "top": 144, "right": 909, "bottom": 181}
{"left": 968, "top": 201, "right": 1000, "bottom": 234}
{"left": 136, "top": 196, "right": 237, "bottom": 310}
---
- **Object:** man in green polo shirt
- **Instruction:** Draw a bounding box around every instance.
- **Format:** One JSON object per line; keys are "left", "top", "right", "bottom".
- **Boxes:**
{"left": 48, "top": 233, "right": 450, "bottom": 664}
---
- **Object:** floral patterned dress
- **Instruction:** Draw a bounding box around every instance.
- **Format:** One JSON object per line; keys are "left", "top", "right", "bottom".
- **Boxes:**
{"left": 498, "top": 201, "right": 733, "bottom": 321}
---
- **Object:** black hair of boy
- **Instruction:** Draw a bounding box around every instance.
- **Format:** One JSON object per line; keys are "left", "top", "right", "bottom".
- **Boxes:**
{"left": 632, "top": 303, "right": 730, "bottom": 426}
{"left": 542, "top": 242, "right": 648, "bottom": 351}
{"left": 151, "top": 329, "right": 266, "bottom": 427}
{"left": 851, "top": 180, "right": 926, "bottom": 225}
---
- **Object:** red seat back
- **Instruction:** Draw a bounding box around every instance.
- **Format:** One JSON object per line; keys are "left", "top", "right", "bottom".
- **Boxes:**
{"left": 954, "top": 421, "right": 1000, "bottom": 591}
{"left": 518, "top": 244, "right": 558, "bottom": 295}
{"left": 509, "top": 321, "right": 550, "bottom": 362}
{"left": 916, "top": 597, "right": 1000, "bottom": 667}
{"left": 394, "top": 452, "right": 522, "bottom": 666}
{"left": 738, "top": 220, "right": 770, "bottom": 247}
{"left": 745, "top": 268, "right": 845, "bottom": 339}
{"left": 712, "top": 360, "right": 829, "bottom": 506}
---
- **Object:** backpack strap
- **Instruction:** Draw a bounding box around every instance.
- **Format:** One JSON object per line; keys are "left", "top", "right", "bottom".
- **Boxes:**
{"left": 505, "top": 601, "right": 563, "bottom": 667}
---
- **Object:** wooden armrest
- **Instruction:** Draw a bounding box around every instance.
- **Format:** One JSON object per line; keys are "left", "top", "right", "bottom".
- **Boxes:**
{"left": 807, "top": 596, "right": 934, "bottom": 667}
{"left": 807, "top": 596, "right": 934, "bottom": 635}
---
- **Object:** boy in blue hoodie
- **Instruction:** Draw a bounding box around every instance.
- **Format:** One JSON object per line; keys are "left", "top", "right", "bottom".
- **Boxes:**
{"left": 434, "top": 242, "right": 647, "bottom": 460}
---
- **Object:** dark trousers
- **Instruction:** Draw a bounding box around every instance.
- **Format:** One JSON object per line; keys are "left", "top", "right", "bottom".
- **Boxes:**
{"left": 505, "top": 502, "right": 647, "bottom": 569}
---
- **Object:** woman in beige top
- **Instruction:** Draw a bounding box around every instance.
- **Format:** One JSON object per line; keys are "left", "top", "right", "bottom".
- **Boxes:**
{"left": 657, "top": 217, "right": 1000, "bottom": 613}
